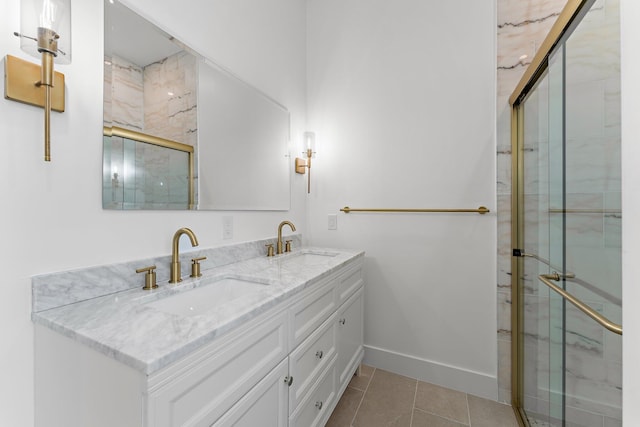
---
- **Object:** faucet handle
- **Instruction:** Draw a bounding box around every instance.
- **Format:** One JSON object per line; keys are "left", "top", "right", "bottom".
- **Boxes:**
{"left": 285, "top": 240, "right": 293, "bottom": 253}
{"left": 190, "top": 257, "right": 207, "bottom": 278}
{"left": 265, "top": 244, "right": 275, "bottom": 257}
{"left": 136, "top": 265, "right": 158, "bottom": 290}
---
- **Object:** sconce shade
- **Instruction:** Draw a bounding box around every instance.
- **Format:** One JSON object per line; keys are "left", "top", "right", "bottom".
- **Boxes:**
{"left": 304, "top": 131, "right": 316, "bottom": 153}
{"left": 295, "top": 131, "right": 317, "bottom": 193}
{"left": 19, "top": 0, "right": 72, "bottom": 64}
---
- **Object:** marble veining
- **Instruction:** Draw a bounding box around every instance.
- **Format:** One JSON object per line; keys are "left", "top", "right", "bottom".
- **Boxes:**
{"left": 498, "top": 12, "right": 561, "bottom": 30}
{"left": 32, "top": 241, "right": 363, "bottom": 375}
{"left": 110, "top": 55, "right": 145, "bottom": 132}
{"left": 143, "top": 51, "right": 197, "bottom": 147}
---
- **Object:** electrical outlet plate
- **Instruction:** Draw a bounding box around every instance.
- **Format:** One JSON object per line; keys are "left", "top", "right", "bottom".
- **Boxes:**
{"left": 222, "top": 216, "right": 233, "bottom": 239}
{"left": 328, "top": 214, "right": 337, "bottom": 230}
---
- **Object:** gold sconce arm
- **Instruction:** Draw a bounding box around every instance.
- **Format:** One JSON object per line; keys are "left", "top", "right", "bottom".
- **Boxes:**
{"left": 8, "top": 0, "right": 72, "bottom": 162}
{"left": 4, "top": 54, "right": 66, "bottom": 161}
{"left": 41, "top": 51, "right": 54, "bottom": 161}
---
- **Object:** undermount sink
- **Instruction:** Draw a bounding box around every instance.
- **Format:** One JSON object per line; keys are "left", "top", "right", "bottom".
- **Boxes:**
{"left": 280, "top": 251, "right": 338, "bottom": 266}
{"left": 146, "top": 277, "right": 270, "bottom": 317}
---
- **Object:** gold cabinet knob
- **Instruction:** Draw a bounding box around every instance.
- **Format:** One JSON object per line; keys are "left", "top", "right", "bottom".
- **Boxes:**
{"left": 136, "top": 265, "right": 158, "bottom": 290}
{"left": 190, "top": 257, "right": 206, "bottom": 278}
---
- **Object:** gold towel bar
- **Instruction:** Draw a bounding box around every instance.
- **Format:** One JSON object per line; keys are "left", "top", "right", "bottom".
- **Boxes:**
{"left": 340, "top": 206, "right": 490, "bottom": 214}
{"left": 538, "top": 274, "right": 622, "bottom": 335}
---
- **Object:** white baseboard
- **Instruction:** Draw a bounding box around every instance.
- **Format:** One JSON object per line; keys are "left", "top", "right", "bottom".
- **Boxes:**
{"left": 363, "top": 345, "right": 498, "bottom": 401}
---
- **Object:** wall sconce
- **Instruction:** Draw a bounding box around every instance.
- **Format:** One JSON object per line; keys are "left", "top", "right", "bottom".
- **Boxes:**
{"left": 295, "top": 131, "right": 316, "bottom": 193}
{"left": 5, "top": 0, "right": 71, "bottom": 162}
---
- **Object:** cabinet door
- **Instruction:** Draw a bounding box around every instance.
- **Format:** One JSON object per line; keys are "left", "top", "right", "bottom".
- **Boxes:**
{"left": 336, "top": 287, "right": 364, "bottom": 388}
{"left": 147, "top": 310, "right": 288, "bottom": 427}
{"left": 213, "top": 358, "right": 289, "bottom": 427}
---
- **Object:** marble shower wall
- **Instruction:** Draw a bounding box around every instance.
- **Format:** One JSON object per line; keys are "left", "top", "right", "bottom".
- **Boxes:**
{"left": 104, "top": 52, "right": 197, "bottom": 144}
{"left": 496, "top": 0, "right": 567, "bottom": 405}
{"left": 144, "top": 52, "right": 198, "bottom": 147}
{"left": 105, "top": 55, "right": 145, "bottom": 131}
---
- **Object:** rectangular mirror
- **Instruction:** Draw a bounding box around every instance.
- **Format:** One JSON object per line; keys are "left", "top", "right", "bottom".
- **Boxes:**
{"left": 103, "top": 0, "right": 291, "bottom": 210}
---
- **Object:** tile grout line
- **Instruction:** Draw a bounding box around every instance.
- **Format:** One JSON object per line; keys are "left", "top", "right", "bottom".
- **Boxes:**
{"left": 414, "top": 408, "right": 469, "bottom": 427}
{"left": 466, "top": 393, "right": 472, "bottom": 427}
{"left": 412, "top": 407, "right": 470, "bottom": 427}
{"left": 408, "top": 379, "right": 418, "bottom": 426}
{"left": 350, "top": 366, "right": 375, "bottom": 426}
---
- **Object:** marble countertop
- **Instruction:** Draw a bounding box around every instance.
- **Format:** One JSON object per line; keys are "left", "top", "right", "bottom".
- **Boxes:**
{"left": 32, "top": 247, "right": 364, "bottom": 375}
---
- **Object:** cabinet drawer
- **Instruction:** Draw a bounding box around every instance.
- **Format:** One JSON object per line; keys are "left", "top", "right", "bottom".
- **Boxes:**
{"left": 289, "top": 279, "right": 337, "bottom": 349}
{"left": 147, "top": 310, "right": 289, "bottom": 427}
{"left": 337, "top": 264, "right": 363, "bottom": 305}
{"left": 288, "top": 312, "right": 337, "bottom": 413}
{"left": 289, "top": 359, "right": 337, "bottom": 427}
{"left": 212, "top": 358, "right": 289, "bottom": 427}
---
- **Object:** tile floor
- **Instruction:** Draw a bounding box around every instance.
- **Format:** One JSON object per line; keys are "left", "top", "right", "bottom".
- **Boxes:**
{"left": 327, "top": 365, "right": 520, "bottom": 427}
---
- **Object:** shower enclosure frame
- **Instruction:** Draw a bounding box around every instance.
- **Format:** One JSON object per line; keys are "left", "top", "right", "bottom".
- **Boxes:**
{"left": 103, "top": 126, "right": 196, "bottom": 210}
{"left": 508, "top": 0, "right": 620, "bottom": 425}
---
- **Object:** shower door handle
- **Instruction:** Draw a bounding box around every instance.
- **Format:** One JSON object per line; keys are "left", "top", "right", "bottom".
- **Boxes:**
{"left": 538, "top": 274, "right": 622, "bottom": 335}
{"left": 514, "top": 250, "right": 575, "bottom": 278}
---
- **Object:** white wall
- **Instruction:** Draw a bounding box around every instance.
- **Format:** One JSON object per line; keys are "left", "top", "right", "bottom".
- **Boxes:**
{"left": 306, "top": 0, "right": 498, "bottom": 398}
{"left": 621, "top": 1, "right": 640, "bottom": 424}
{"left": 0, "top": 0, "right": 307, "bottom": 424}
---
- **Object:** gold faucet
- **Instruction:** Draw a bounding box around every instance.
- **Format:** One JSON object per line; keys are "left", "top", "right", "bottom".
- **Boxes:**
{"left": 170, "top": 227, "right": 199, "bottom": 283}
{"left": 277, "top": 221, "right": 296, "bottom": 254}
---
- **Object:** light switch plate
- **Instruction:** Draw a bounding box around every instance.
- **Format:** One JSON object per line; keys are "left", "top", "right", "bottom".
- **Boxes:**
{"left": 328, "top": 214, "right": 337, "bottom": 230}
{"left": 222, "top": 216, "right": 233, "bottom": 239}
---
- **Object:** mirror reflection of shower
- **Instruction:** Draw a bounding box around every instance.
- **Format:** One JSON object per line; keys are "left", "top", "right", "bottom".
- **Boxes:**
{"left": 103, "top": 129, "right": 194, "bottom": 210}
{"left": 111, "top": 166, "right": 119, "bottom": 203}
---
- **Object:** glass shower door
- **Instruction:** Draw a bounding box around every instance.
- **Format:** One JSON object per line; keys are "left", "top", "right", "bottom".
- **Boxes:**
{"left": 560, "top": 1, "right": 622, "bottom": 424}
{"left": 517, "top": 1, "right": 622, "bottom": 426}
{"left": 519, "top": 60, "right": 563, "bottom": 426}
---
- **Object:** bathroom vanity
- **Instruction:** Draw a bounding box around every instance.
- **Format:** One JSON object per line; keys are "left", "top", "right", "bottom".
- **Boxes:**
{"left": 32, "top": 241, "right": 364, "bottom": 427}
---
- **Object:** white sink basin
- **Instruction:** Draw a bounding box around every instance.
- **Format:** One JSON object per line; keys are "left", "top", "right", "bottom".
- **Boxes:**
{"left": 146, "top": 277, "right": 270, "bottom": 317}
{"left": 280, "top": 251, "right": 338, "bottom": 267}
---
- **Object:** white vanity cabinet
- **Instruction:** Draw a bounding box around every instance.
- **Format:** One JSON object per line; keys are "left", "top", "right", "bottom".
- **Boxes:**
{"left": 34, "top": 257, "right": 364, "bottom": 427}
